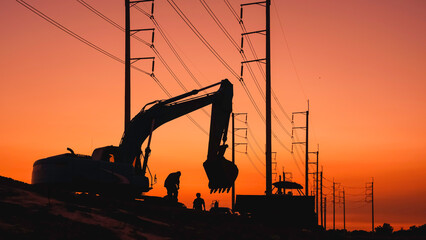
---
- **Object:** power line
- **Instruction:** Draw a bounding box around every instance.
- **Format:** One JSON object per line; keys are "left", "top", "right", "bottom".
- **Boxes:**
{"left": 134, "top": 5, "right": 204, "bottom": 89}
{"left": 168, "top": 1, "right": 297, "bottom": 167}
{"left": 224, "top": 0, "right": 293, "bottom": 124}
{"left": 76, "top": 0, "right": 211, "bottom": 133}
{"left": 271, "top": 0, "right": 307, "bottom": 101}
{"left": 166, "top": 0, "right": 266, "bottom": 126}
{"left": 199, "top": 0, "right": 240, "bottom": 52}
{"left": 77, "top": 0, "right": 124, "bottom": 31}
{"left": 18, "top": 0, "right": 208, "bottom": 135}
{"left": 205, "top": 0, "right": 292, "bottom": 138}
{"left": 197, "top": 1, "right": 297, "bottom": 180}
{"left": 166, "top": 0, "right": 240, "bottom": 79}
{"left": 245, "top": 153, "right": 266, "bottom": 178}
{"left": 76, "top": 0, "right": 190, "bottom": 93}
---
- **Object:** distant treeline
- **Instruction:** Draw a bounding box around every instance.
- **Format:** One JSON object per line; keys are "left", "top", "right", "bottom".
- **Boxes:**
{"left": 326, "top": 223, "right": 426, "bottom": 240}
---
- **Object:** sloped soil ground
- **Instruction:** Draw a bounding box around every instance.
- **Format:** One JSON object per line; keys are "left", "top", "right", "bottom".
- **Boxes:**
{"left": 0, "top": 176, "right": 320, "bottom": 240}
{"left": 1, "top": 176, "right": 422, "bottom": 240}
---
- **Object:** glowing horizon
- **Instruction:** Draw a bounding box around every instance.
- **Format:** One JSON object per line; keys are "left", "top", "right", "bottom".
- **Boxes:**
{"left": 1, "top": 0, "right": 425, "bottom": 231}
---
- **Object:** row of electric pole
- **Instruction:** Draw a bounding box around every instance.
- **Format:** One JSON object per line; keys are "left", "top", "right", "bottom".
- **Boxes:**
{"left": 123, "top": 0, "right": 375, "bottom": 232}
{"left": 320, "top": 178, "right": 375, "bottom": 231}
{"left": 291, "top": 103, "right": 375, "bottom": 231}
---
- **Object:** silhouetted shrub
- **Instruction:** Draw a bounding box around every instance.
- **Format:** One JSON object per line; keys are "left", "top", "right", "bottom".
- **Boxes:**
{"left": 375, "top": 223, "right": 393, "bottom": 235}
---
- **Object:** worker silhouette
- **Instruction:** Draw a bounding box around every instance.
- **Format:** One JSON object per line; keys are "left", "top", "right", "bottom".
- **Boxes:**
{"left": 193, "top": 193, "right": 205, "bottom": 211}
{"left": 164, "top": 171, "right": 181, "bottom": 202}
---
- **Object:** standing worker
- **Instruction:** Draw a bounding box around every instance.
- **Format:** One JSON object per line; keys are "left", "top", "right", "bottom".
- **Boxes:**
{"left": 193, "top": 193, "right": 205, "bottom": 211}
{"left": 164, "top": 171, "right": 181, "bottom": 201}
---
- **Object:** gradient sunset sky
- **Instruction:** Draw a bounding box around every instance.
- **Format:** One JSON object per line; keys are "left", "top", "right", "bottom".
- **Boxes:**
{"left": 1, "top": 0, "right": 425, "bottom": 231}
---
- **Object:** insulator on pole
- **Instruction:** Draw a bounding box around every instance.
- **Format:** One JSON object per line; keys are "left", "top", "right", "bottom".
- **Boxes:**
{"left": 151, "top": 31, "right": 155, "bottom": 44}
{"left": 151, "top": 2, "right": 154, "bottom": 15}
{"left": 241, "top": 36, "right": 244, "bottom": 49}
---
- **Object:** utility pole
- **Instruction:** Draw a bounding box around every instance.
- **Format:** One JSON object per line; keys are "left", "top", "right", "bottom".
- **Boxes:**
{"left": 240, "top": 0, "right": 271, "bottom": 196}
{"left": 343, "top": 188, "right": 346, "bottom": 231}
{"left": 305, "top": 101, "right": 309, "bottom": 196}
{"left": 320, "top": 169, "right": 323, "bottom": 227}
{"left": 309, "top": 145, "right": 319, "bottom": 222}
{"left": 372, "top": 179, "right": 374, "bottom": 232}
{"left": 265, "top": 0, "right": 272, "bottom": 196}
{"left": 125, "top": 0, "right": 131, "bottom": 130}
{"left": 316, "top": 146, "right": 319, "bottom": 219}
{"left": 333, "top": 179, "right": 335, "bottom": 230}
{"left": 232, "top": 113, "right": 235, "bottom": 210}
{"left": 292, "top": 101, "right": 310, "bottom": 196}
{"left": 366, "top": 178, "right": 374, "bottom": 232}
{"left": 124, "top": 0, "right": 155, "bottom": 131}
{"left": 324, "top": 196, "right": 327, "bottom": 230}
{"left": 232, "top": 113, "right": 247, "bottom": 210}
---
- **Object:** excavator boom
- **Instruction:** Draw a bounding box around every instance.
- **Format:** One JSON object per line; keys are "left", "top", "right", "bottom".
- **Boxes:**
{"left": 117, "top": 79, "right": 237, "bottom": 192}
{"left": 32, "top": 79, "right": 238, "bottom": 195}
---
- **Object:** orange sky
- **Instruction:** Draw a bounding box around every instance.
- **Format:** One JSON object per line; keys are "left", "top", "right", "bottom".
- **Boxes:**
{"left": 1, "top": 0, "right": 425, "bottom": 231}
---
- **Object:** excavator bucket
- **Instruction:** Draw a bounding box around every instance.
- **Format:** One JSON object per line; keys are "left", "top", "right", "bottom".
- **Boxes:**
{"left": 203, "top": 156, "right": 238, "bottom": 193}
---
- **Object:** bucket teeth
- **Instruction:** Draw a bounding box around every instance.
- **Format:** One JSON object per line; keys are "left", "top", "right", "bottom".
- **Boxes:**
{"left": 209, "top": 187, "right": 232, "bottom": 194}
{"left": 204, "top": 157, "right": 238, "bottom": 193}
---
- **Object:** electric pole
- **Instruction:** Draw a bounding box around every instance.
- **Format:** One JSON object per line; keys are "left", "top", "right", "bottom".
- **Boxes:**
{"left": 292, "top": 101, "right": 310, "bottom": 196}
{"left": 366, "top": 178, "right": 374, "bottom": 232}
{"left": 320, "top": 169, "right": 323, "bottom": 227}
{"left": 125, "top": 0, "right": 131, "bottom": 130}
{"left": 343, "top": 188, "right": 346, "bottom": 230}
{"left": 124, "top": 0, "right": 155, "bottom": 131}
{"left": 333, "top": 179, "right": 335, "bottom": 230}
{"left": 265, "top": 0, "right": 272, "bottom": 196}
{"left": 232, "top": 113, "right": 235, "bottom": 210}
{"left": 372, "top": 179, "right": 374, "bottom": 232}
{"left": 305, "top": 102, "right": 309, "bottom": 196}
{"left": 232, "top": 113, "right": 247, "bottom": 210}
{"left": 240, "top": 0, "right": 271, "bottom": 196}
{"left": 316, "top": 147, "right": 319, "bottom": 222}
{"left": 324, "top": 196, "right": 327, "bottom": 230}
{"left": 309, "top": 145, "right": 319, "bottom": 223}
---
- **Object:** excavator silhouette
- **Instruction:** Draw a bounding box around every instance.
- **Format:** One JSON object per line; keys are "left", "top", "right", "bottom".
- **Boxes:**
{"left": 32, "top": 79, "right": 238, "bottom": 197}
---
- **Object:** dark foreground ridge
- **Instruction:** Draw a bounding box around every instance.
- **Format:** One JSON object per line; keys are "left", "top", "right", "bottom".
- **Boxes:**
{"left": 0, "top": 176, "right": 424, "bottom": 240}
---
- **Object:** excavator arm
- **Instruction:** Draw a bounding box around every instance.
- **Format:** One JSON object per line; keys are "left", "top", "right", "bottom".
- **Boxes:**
{"left": 116, "top": 79, "right": 238, "bottom": 192}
